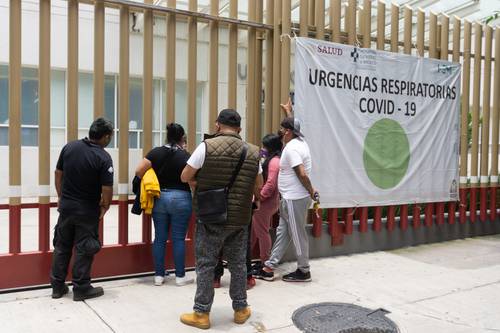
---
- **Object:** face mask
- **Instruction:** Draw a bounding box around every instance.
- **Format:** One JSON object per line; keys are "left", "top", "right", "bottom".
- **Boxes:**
{"left": 260, "top": 149, "right": 269, "bottom": 159}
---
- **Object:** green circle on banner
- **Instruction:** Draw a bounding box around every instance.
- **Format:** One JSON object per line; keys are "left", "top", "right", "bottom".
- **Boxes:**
{"left": 363, "top": 118, "right": 410, "bottom": 189}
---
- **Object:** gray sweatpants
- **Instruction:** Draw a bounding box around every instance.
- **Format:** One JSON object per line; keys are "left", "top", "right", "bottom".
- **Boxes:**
{"left": 265, "top": 197, "right": 312, "bottom": 273}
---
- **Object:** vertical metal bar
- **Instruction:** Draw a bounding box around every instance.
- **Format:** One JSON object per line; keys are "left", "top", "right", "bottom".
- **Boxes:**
{"left": 300, "top": 0, "right": 309, "bottom": 37}
{"left": 209, "top": 0, "right": 219, "bottom": 127}
{"left": 358, "top": 7, "right": 364, "bottom": 43}
{"left": 470, "top": 23, "right": 483, "bottom": 222}
{"left": 344, "top": 3, "right": 350, "bottom": 35}
{"left": 386, "top": 205, "right": 395, "bottom": 231}
{"left": 9, "top": 0, "right": 22, "bottom": 254}
{"left": 118, "top": 5, "right": 130, "bottom": 245}
{"left": 271, "top": 0, "right": 281, "bottom": 130}
{"left": 435, "top": 14, "right": 450, "bottom": 225}
{"left": 359, "top": 207, "right": 368, "bottom": 233}
{"left": 429, "top": 12, "right": 437, "bottom": 59}
{"left": 448, "top": 16, "right": 461, "bottom": 225}
{"left": 330, "top": 0, "right": 341, "bottom": 43}
{"left": 187, "top": 0, "right": 198, "bottom": 151}
{"left": 247, "top": 0, "right": 257, "bottom": 144}
{"left": 143, "top": 1, "right": 153, "bottom": 153}
{"left": 440, "top": 15, "right": 449, "bottom": 60}
{"left": 94, "top": 0, "right": 105, "bottom": 118}
{"left": 345, "top": 207, "right": 353, "bottom": 235}
{"left": 417, "top": 9, "right": 424, "bottom": 56}
{"left": 308, "top": 0, "right": 315, "bottom": 27}
{"left": 67, "top": 0, "right": 79, "bottom": 141}
{"left": 39, "top": 0, "right": 51, "bottom": 252}
{"left": 255, "top": 0, "right": 263, "bottom": 141}
{"left": 387, "top": 3, "right": 399, "bottom": 230}
{"left": 373, "top": 206, "right": 382, "bottom": 231}
{"left": 376, "top": 1, "right": 385, "bottom": 51}
{"left": 142, "top": 214, "right": 152, "bottom": 244}
{"left": 363, "top": 0, "right": 371, "bottom": 48}
{"left": 280, "top": 1, "right": 291, "bottom": 104}
{"left": 264, "top": 0, "right": 274, "bottom": 135}
{"left": 166, "top": 0, "right": 176, "bottom": 123}
{"left": 347, "top": 0, "right": 356, "bottom": 45}
{"left": 424, "top": 204, "right": 433, "bottom": 227}
{"left": 452, "top": 16, "right": 461, "bottom": 63}
{"left": 228, "top": 0, "right": 238, "bottom": 109}
{"left": 490, "top": 28, "right": 500, "bottom": 221}
{"left": 412, "top": 204, "right": 421, "bottom": 228}
{"left": 437, "top": 23, "right": 442, "bottom": 59}
{"left": 460, "top": 20, "right": 472, "bottom": 224}
{"left": 141, "top": 1, "right": 154, "bottom": 245}
{"left": 399, "top": 205, "right": 408, "bottom": 231}
{"left": 403, "top": 6, "right": 412, "bottom": 54}
{"left": 315, "top": 0, "right": 325, "bottom": 40}
{"left": 480, "top": 26, "right": 493, "bottom": 222}
{"left": 390, "top": 4, "right": 399, "bottom": 52}
{"left": 401, "top": 5, "right": 411, "bottom": 229}
{"left": 425, "top": 11, "right": 438, "bottom": 226}
{"left": 328, "top": 209, "right": 343, "bottom": 246}
{"left": 312, "top": 208, "right": 322, "bottom": 237}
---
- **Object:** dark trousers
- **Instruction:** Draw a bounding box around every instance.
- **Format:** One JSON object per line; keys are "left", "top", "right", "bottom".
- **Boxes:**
{"left": 50, "top": 214, "right": 101, "bottom": 291}
{"left": 194, "top": 223, "right": 248, "bottom": 313}
{"left": 214, "top": 221, "right": 253, "bottom": 279}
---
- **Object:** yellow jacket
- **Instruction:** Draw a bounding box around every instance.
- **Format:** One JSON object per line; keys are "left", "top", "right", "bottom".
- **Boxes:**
{"left": 140, "top": 168, "right": 161, "bottom": 214}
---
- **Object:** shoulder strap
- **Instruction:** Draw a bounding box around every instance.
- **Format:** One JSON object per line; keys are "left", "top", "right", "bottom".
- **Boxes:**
{"left": 226, "top": 143, "right": 248, "bottom": 190}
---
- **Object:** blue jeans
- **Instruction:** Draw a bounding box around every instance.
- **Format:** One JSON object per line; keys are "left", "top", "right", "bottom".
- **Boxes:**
{"left": 152, "top": 189, "right": 192, "bottom": 277}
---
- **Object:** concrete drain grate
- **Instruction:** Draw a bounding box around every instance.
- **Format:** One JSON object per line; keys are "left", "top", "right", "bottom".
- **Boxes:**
{"left": 292, "top": 302, "right": 399, "bottom": 333}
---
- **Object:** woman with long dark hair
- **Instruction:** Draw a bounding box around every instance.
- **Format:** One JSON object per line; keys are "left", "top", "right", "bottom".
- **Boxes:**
{"left": 251, "top": 134, "right": 282, "bottom": 273}
{"left": 135, "top": 123, "right": 193, "bottom": 286}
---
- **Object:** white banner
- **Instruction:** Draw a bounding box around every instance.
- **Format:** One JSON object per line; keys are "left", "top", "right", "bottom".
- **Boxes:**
{"left": 294, "top": 38, "right": 461, "bottom": 208}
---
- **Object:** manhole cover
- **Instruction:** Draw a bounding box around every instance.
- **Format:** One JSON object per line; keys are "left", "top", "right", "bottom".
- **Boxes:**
{"left": 292, "top": 302, "right": 399, "bottom": 333}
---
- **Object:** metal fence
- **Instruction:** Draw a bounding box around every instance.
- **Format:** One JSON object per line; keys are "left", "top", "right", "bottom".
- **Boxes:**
{"left": 0, "top": 0, "right": 498, "bottom": 289}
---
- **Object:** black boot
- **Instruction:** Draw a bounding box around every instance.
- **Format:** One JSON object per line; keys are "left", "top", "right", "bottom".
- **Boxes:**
{"left": 73, "top": 286, "right": 104, "bottom": 301}
{"left": 51, "top": 284, "right": 69, "bottom": 299}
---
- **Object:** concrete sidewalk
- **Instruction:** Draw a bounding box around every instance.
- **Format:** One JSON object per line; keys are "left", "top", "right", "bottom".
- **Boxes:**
{"left": 1, "top": 235, "right": 500, "bottom": 333}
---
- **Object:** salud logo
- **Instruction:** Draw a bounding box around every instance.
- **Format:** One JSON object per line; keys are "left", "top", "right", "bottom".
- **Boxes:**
{"left": 350, "top": 47, "right": 359, "bottom": 62}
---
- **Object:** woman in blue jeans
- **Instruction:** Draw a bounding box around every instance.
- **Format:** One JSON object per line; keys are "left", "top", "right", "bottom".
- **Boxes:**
{"left": 135, "top": 123, "right": 193, "bottom": 286}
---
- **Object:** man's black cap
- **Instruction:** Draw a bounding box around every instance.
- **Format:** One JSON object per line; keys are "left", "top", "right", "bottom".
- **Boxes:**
{"left": 217, "top": 109, "right": 241, "bottom": 128}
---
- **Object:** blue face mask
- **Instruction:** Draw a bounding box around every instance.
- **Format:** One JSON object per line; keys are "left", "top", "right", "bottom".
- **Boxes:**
{"left": 260, "top": 149, "right": 269, "bottom": 159}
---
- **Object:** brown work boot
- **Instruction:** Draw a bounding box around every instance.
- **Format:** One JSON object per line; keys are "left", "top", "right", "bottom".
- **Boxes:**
{"left": 180, "top": 311, "right": 210, "bottom": 330}
{"left": 234, "top": 307, "right": 251, "bottom": 324}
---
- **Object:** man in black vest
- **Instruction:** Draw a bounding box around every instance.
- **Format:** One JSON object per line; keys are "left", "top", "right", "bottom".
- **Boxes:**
{"left": 180, "top": 109, "right": 263, "bottom": 330}
{"left": 50, "top": 117, "right": 114, "bottom": 301}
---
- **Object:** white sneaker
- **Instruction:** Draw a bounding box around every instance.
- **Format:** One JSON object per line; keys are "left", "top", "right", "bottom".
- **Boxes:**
{"left": 154, "top": 276, "right": 165, "bottom": 286}
{"left": 175, "top": 275, "right": 194, "bottom": 286}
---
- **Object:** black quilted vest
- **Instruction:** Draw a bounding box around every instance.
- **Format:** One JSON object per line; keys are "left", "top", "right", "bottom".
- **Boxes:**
{"left": 194, "top": 132, "right": 260, "bottom": 227}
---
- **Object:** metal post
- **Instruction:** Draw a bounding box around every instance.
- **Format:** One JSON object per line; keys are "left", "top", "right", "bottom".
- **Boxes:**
{"left": 39, "top": 0, "right": 51, "bottom": 252}
{"left": 118, "top": 5, "right": 130, "bottom": 245}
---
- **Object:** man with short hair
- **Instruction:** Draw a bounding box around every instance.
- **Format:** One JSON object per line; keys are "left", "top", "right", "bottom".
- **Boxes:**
{"left": 255, "top": 100, "right": 319, "bottom": 283}
{"left": 50, "top": 117, "right": 114, "bottom": 301}
{"left": 180, "top": 109, "right": 262, "bottom": 330}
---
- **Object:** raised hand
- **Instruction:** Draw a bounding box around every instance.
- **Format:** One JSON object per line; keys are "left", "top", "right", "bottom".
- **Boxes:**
{"left": 280, "top": 98, "right": 293, "bottom": 118}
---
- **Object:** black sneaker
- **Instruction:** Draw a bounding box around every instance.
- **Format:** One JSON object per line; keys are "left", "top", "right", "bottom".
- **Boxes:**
{"left": 251, "top": 262, "right": 263, "bottom": 275}
{"left": 73, "top": 286, "right": 104, "bottom": 301}
{"left": 253, "top": 268, "right": 274, "bottom": 281}
{"left": 282, "top": 269, "right": 311, "bottom": 282}
{"left": 51, "top": 284, "right": 69, "bottom": 299}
